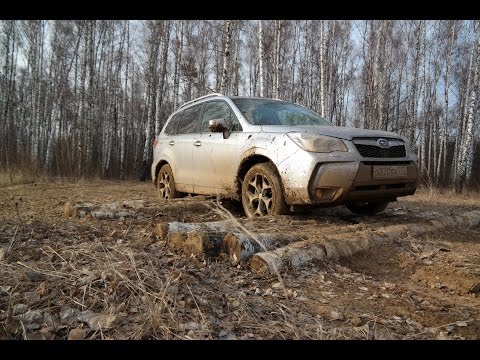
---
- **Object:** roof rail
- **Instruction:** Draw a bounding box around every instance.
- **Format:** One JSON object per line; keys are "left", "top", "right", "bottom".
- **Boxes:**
{"left": 179, "top": 93, "right": 223, "bottom": 109}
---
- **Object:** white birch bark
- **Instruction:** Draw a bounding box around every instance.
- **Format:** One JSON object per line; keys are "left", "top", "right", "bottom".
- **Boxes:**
{"left": 409, "top": 21, "right": 422, "bottom": 144}
{"left": 120, "top": 21, "right": 130, "bottom": 180}
{"left": 319, "top": 20, "right": 325, "bottom": 118}
{"left": 141, "top": 21, "right": 161, "bottom": 180}
{"left": 453, "top": 23, "right": 475, "bottom": 184}
{"left": 274, "top": 20, "right": 282, "bottom": 99}
{"left": 155, "top": 21, "right": 171, "bottom": 134}
{"left": 220, "top": 20, "right": 232, "bottom": 94}
{"left": 419, "top": 22, "right": 428, "bottom": 176}
{"left": 231, "top": 24, "right": 241, "bottom": 96}
{"left": 258, "top": 20, "right": 265, "bottom": 97}
{"left": 457, "top": 23, "right": 480, "bottom": 188}
{"left": 438, "top": 21, "right": 456, "bottom": 183}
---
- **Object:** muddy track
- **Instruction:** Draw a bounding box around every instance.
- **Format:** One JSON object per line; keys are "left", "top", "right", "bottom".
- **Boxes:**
{"left": 0, "top": 180, "right": 479, "bottom": 339}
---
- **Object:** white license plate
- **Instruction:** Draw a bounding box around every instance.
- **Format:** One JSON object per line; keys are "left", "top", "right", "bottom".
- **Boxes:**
{"left": 373, "top": 165, "right": 408, "bottom": 179}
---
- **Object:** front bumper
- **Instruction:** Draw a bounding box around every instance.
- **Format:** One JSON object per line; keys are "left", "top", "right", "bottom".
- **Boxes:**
{"left": 279, "top": 150, "right": 418, "bottom": 205}
{"left": 309, "top": 161, "right": 418, "bottom": 204}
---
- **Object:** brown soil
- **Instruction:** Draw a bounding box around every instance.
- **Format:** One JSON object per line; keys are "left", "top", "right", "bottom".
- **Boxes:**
{"left": 0, "top": 180, "right": 479, "bottom": 340}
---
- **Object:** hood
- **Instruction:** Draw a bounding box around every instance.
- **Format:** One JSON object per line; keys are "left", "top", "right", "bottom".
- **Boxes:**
{"left": 260, "top": 125, "right": 406, "bottom": 141}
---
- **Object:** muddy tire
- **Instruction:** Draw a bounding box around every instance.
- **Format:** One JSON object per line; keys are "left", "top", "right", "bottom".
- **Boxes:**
{"left": 242, "top": 163, "right": 289, "bottom": 218}
{"left": 345, "top": 200, "right": 389, "bottom": 215}
{"left": 156, "top": 164, "right": 179, "bottom": 200}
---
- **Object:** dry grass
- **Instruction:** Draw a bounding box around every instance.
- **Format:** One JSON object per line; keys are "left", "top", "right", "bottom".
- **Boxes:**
{"left": 2, "top": 180, "right": 480, "bottom": 340}
{"left": 1, "top": 213, "right": 386, "bottom": 340}
{"left": 406, "top": 185, "right": 480, "bottom": 206}
{"left": 0, "top": 170, "right": 37, "bottom": 188}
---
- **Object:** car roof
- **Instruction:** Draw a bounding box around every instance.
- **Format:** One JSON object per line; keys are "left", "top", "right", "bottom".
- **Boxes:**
{"left": 178, "top": 94, "right": 286, "bottom": 111}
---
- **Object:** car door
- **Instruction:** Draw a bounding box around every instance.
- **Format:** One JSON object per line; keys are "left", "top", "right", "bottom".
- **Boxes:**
{"left": 170, "top": 103, "right": 204, "bottom": 193}
{"left": 193, "top": 100, "right": 243, "bottom": 196}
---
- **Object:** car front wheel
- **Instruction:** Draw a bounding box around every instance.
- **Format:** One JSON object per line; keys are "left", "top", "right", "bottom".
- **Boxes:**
{"left": 345, "top": 200, "right": 389, "bottom": 215}
{"left": 242, "top": 163, "right": 288, "bottom": 218}
{"left": 156, "top": 164, "right": 178, "bottom": 200}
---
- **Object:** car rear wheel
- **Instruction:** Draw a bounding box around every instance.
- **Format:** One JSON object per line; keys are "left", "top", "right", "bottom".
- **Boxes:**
{"left": 242, "top": 163, "right": 288, "bottom": 218}
{"left": 345, "top": 200, "right": 389, "bottom": 215}
{"left": 156, "top": 164, "right": 178, "bottom": 200}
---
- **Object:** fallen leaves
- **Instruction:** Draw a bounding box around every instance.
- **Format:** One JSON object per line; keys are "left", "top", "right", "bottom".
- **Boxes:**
{"left": 25, "top": 269, "right": 46, "bottom": 282}
{"left": 68, "top": 328, "right": 86, "bottom": 340}
{"left": 77, "top": 311, "right": 117, "bottom": 331}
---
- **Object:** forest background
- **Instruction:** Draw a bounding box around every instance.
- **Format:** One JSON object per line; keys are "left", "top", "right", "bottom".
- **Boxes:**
{"left": 1, "top": 20, "right": 479, "bottom": 190}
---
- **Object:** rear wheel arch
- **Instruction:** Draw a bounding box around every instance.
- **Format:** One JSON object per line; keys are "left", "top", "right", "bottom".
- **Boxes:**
{"left": 156, "top": 163, "right": 179, "bottom": 199}
{"left": 154, "top": 160, "right": 168, "bottom": 187}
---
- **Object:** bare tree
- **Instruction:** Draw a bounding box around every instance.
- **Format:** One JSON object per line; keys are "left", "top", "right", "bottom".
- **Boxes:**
{"left": 457, "top": 21, "right": 480, "bottom": 190}
{"left": 258, "top": 20, "right": 265, "bottom": 97}
{"left": 220, "top": 20, "right": 232, "bottom": 94}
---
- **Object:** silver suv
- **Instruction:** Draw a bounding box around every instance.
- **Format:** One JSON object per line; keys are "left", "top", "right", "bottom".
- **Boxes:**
{"left": 151, "top": 94, "right": 418, "bottom": 217}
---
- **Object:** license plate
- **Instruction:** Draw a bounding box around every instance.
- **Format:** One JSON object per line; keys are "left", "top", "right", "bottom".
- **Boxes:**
{"left": 373, "top": 165, "right": 408, "bottom": 179}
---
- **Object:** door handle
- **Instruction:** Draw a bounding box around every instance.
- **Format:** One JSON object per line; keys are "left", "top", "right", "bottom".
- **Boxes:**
{"left": 168, "top": 140, "right": 175, "bottom": 146}
{"left": 194, "top": 141, "right": 202, "bottom": 147}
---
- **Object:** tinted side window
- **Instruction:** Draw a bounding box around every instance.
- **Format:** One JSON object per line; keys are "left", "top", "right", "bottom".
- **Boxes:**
{"left": 164, "top": 112, "right": 183, "bottom": 135}
{"left": 177, "top": 104, "right": 203, "bottom": 134}
{"left": 201, "top": 101, "right": 242, "bottom": 132}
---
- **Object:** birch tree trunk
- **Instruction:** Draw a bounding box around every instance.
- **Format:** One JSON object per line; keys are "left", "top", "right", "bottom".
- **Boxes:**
{"left": 119, "top": 21, "right": 130, "bottom": 180}
{"left": 140, "top": 21, "right": 161, "bottom": 181}
{"left": 419, "top": 22, "right": 428, "bottom": 177}
{"left": 173, "top": 20, "right": 184, "bottom": 109}
{"left": 457, "top": 22, "right": 480, "bottom": 190}
{"left": 258, "top": 20, "right": 265, "bottom": 97}
{"left": 155, "top": 20, "right": 171, "bottom": 135}
{"left": 318, "top": 20, "right": 325, "bottom": 118}
{"left": 409, "top": 21, "right": 422, "bottom": 145}
{"left": 438, "top": 21, "right": 456, "bottom": 184}
{"left": 274, "top": 20, "right": 282, "bottom": 99}
{"left": 1, "top": 21, "right": 18, "bottom": 168}
{"left": 220, "top": 20, "right": 232, "bottom": 94}
{"left": 231, "top": 23, "right": 241, "bottom": 96}
{"left": 453, "top": 23, "right": 475, "bottom": 184}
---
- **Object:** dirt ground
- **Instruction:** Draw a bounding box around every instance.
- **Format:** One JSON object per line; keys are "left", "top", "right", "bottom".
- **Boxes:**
{"left": 0, "top": 180, "right": 479, "bottom": 340}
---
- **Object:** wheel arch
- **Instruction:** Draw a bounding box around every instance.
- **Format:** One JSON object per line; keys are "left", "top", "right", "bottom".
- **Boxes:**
{"left": 236, "top": 154, "right": 284, "bottom": 199}
{"left": 153, "top": 160, "right": 169, "bottom": 187}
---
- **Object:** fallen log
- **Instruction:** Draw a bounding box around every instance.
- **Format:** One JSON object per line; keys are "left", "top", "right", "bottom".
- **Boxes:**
{"left": 155, "top": 220, "right": 232, "bottom": 240}
{"left": 250, "top": 209, "right": 480, "bottom": 275}
{"left": 250, "top": 241, "right": 328, "bottom": 274}
{"left": 249, "top": 231, "right": 374, "bottom": 274}
{"left": 64, "top": 201, "right": 144, "bottom": 219}
{"left": 63, "top": 202, "right": 96, "bottom": 218}
{"left": 224, "top": 233, "right": 301, "bottom": 265}
{"left": 64, "top": 200, "right": 211, "bottom": 220}
{"left": 155, "top": 220, "right": 237, "bottom": 256}
{"left": 184, "top": 231, "right": 228, "bottom": 259}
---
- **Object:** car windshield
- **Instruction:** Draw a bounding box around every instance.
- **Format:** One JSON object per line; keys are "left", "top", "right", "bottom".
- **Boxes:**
{"left": 231, "top": 98, "right": 333, "bottom": 126}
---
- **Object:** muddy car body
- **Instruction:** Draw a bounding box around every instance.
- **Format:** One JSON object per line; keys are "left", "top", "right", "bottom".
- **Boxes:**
{"left": 152, "top": 94, "right": 418, "bottom": 217}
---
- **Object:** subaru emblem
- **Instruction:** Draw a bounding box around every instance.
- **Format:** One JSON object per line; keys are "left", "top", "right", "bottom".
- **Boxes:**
{"left": 377, "top": 138, "right": 390, "bottom": 149}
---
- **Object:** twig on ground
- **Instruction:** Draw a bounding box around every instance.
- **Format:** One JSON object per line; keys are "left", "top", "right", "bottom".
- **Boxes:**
{"left": 207, "top": 200, "right": 287, "bottom": 294}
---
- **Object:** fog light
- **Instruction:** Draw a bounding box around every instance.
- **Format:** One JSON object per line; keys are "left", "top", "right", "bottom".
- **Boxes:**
{"left": 314, "top": 187, "right": 337, "bottom": 201}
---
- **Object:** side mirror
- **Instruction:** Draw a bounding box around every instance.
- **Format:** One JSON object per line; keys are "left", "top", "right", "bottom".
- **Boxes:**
{"left": 208, "top": 118, "right": 230, "bottom": 139}
{"left": 208, "top": 118, "right": 227, "bottom": 132}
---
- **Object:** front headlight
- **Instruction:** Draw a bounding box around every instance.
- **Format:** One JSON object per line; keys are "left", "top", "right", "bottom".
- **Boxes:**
{"left": 287, "top": 132, "right": 348, "bottom": 153}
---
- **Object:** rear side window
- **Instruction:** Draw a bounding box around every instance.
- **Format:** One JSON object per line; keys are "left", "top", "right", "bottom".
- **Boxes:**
{"left": 163, "top": 112, "right": 183, "bottom": 135}
{"left": 177, "top": 104, "right": 204, "bottom": 134}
